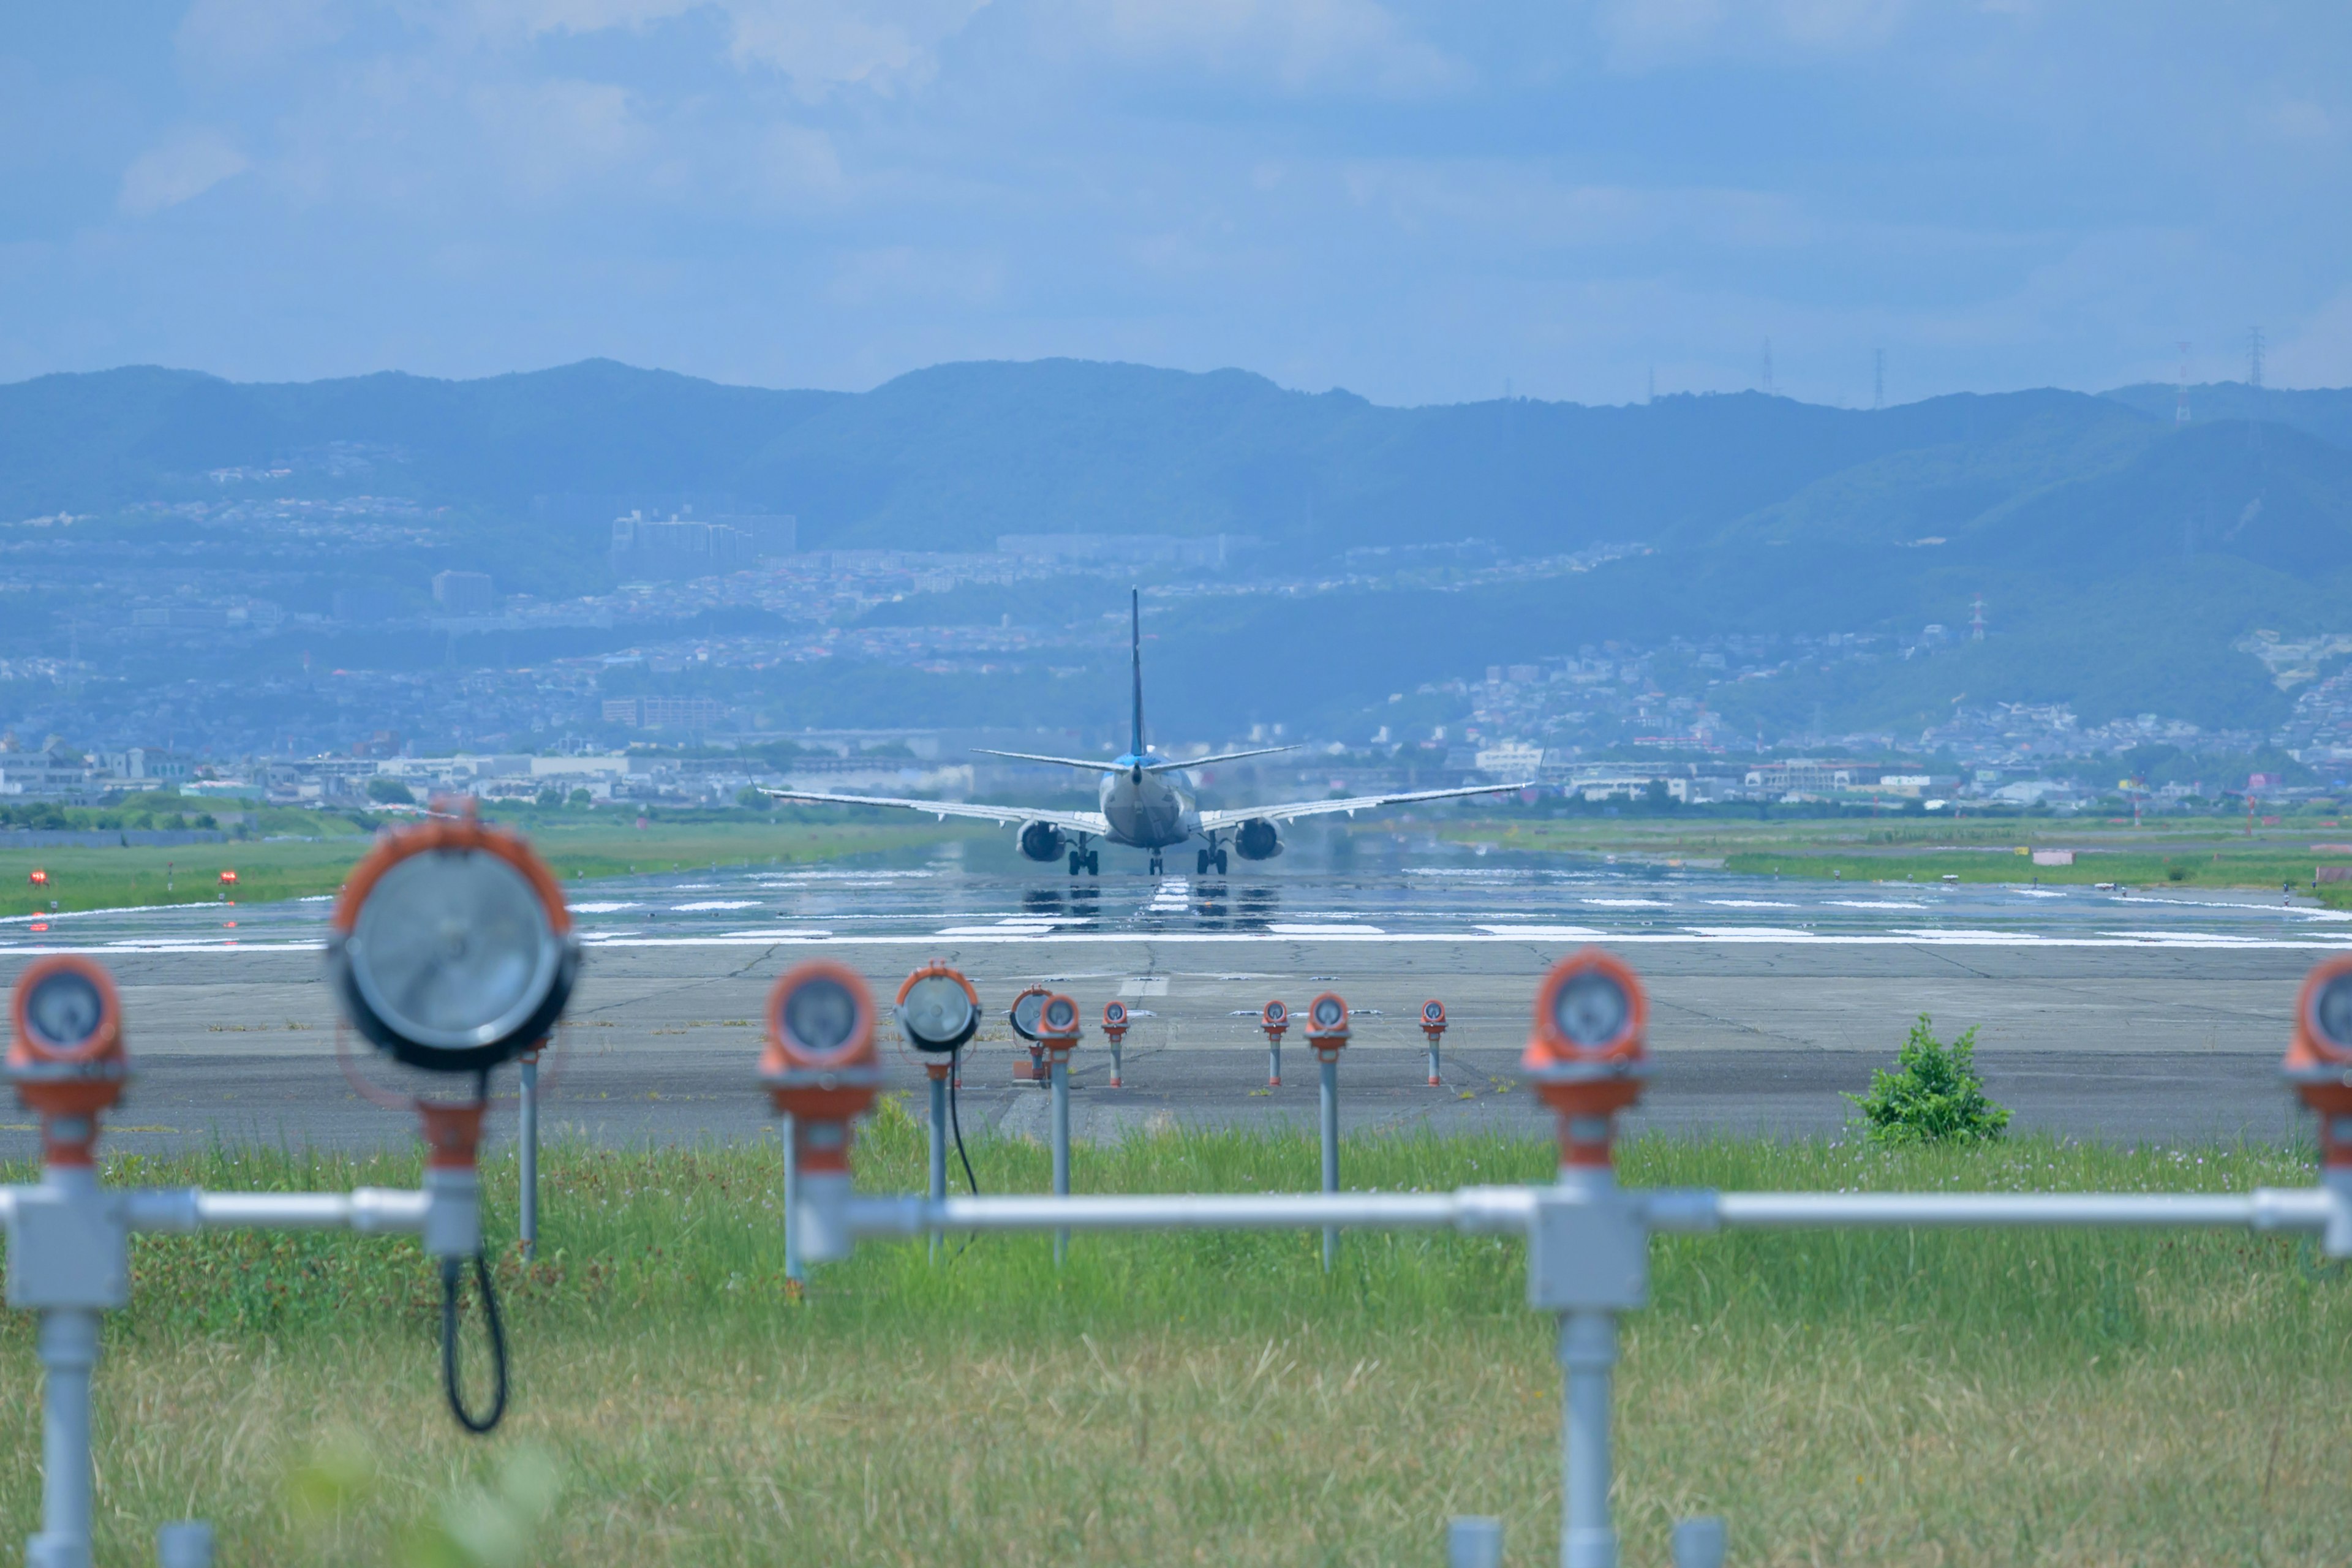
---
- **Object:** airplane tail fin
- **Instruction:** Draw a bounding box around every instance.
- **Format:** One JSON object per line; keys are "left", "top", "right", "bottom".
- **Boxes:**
{"left": 1130, "top": 587, "right": 1145, "bottom": 762}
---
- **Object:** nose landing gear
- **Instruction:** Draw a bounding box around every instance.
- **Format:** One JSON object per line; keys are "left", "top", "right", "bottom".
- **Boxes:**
{"left": 1148, "top": 853, "right": 1164, "bottom": 875}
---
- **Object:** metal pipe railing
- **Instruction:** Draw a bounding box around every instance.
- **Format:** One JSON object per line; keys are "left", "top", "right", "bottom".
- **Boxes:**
{"left": 844, "top": 1188, "right": 1538, "bottom": 1238}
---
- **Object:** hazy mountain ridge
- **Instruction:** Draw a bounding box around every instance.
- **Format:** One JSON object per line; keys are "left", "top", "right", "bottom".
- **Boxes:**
{"left": 10, "top": 356, "right": 2352, "bottom": 744}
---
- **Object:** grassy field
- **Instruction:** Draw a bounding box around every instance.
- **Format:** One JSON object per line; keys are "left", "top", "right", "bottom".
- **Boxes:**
{"left": 1441, "top": 813, "right": 2352, "bottom": 899}
{"left": 7, "top": 1115, "right": 2345, "bottom": 1566}
{"left": 0, "top": 815, "right": 986, "bottom": 919}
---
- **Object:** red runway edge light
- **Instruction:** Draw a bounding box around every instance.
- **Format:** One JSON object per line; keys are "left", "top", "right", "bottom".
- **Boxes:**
{"left": 1520, "top": 949, "right": 1651, "bottom": 1170}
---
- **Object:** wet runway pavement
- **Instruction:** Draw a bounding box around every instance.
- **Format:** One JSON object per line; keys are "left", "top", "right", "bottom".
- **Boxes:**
{"left": 1, "top": 837, "right": 2341, "bottom": 1155}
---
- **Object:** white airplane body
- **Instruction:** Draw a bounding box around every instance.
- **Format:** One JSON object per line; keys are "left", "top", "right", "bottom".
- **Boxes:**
{"left": 761, "top": 590, "right": 1529, "bottom": 875}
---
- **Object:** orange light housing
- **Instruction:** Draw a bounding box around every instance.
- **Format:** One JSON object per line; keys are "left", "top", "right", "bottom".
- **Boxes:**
{"left": 1102, "top": 1000, "right": 1129, "bottom": 1038}
{"left": 1420, "top": 998, "right": 1447, "bottom": 1036}
{"left": 1261, "top": 999, "right": 1289, "bottom": 1036}
{"left": 1304, "top": 992, "right": 1350, "bottom": 1058}
{"left": 9, "top": 955, "right": 129, "bottom": 1163}
{"left": 2287, "top": 953, "right": 2352, "bottom": 1165}
{"left": 1521, "top": 949, "right": 1651, "bottom": 1167}
{"left": 27, "top": 869, "right": 47, "bottom": 888}
{"left": 761, "top": 961, "right": 881, "bottom": 1168}
{"left": 1036, "top": 992, "right": 1082, "bottom": 1059}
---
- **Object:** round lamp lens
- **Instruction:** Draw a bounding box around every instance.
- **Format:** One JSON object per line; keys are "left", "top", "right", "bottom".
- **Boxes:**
{"left": 900, "top": 975, "right": 974, "bottom": 1050}
{"left": 1423, "top": 1001, "right": 1443, "bottom": 1023}
{"left": 1265, "top": 1001, "right": 1286, "bottom": 1024}
{"left": 785, "top": 976, "right": 861, "bottom": 1057}
{"left": 1106, "top": 1002, "right": 1125, "bottom": 1024}
{"left": 348, "top": 850, "right": 560, "bottom": 1053}
{"left": 2315, "top": 972, "right": 2352, "bottom": 1051}
{"left": 1313, "top": 997, "right": 1343, "bottom": 1028}
{"left": 1011, "top": 991, "right": 1046, "bottom": 1039}
{"left": 1045, "top": 997, "right": 1076, "bottom": 1031}
{"left": 1553, "top": 971, "right": 1630, "bottom": 1049}
{"left": 24, "top": 970, "right": 103, "bottom": 1051}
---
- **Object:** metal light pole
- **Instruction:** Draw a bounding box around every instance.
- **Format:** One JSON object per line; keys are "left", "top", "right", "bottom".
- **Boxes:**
{"left": 1303, "top": 993, "right": 1351, "bottom": 1272}
{"left": 1036, "top": 994, "right": 1083, "bottom": 1267}
{"left": 1421, "top": 1000, "right": 1448, "bottom": 1088}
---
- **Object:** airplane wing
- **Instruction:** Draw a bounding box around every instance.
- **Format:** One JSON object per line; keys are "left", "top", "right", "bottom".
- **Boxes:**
{"left": 758, "top": 787, "right": 1109, "bottom": 835}
{"left": 1143, "top": 745, "right": 1297, "bottom": 771}
{"left": 971, "top": 748, "right": 1123, "bottom": 771}
{"left": 1199, "top": 780, "right": 1532, "bottom": 831}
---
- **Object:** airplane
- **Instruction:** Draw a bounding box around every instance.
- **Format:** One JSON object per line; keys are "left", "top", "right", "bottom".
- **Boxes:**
{"left": 758, "top": 589, "right": 1532, "bottom": 876}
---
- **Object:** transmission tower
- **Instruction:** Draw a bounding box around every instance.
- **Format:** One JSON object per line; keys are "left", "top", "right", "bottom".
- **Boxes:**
{"left": 1761, "top": 339, "right": 1774, "bottom": 396}
{"left": 1969, "top": 594, "right": 1986, "bottom": 643}
{"left": 1872, "top": 349, "right": 1885, "bottom": 410}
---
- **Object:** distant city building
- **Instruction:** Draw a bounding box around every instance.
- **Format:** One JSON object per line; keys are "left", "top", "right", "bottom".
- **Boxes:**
{"left": 602, "top": 696, "right": 724, "bottom": 730}
{"left": 99, "top": 748, "right": 192, "bottom": 785}
{"left": 609, "top": 512, "right": 794, "bottom": 579}
{"left": 1472, "top": 742, "right": 1545, "bottom": 777}
{"left": 431, "top": 570, "right": 496, "bottom": 615}
{"left": 995, "top": 533, "right": 1259, "bottom": 568}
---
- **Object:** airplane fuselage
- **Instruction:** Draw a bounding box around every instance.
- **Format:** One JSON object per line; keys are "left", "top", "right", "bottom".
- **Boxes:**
{"left": 1097, "top": 755, "right": 1200, "bottom": 850}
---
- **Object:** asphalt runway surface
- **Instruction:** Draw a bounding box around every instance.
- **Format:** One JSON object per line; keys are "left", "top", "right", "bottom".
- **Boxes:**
{"left": 1, "top": 836, "right": 2343, "bottom": 1157}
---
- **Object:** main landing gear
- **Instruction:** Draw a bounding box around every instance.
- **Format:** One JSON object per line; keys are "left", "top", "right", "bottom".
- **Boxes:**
{"left": 1067, "top": 848, "right": 1099, "bottom": 876}
{"left": 1149, "top": 853, "right": 1164, "bottom": 875}
{"left": 1196, "top": 845, "right": 1229, "bottom": 876}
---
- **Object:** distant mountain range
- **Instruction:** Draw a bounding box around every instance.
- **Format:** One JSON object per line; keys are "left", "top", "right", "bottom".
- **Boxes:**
{"left": 7, "top": 358, "right": 2351, "bottom": 742}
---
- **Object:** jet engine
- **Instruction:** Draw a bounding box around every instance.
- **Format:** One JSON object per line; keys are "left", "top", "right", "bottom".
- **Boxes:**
{"left": 1232, "top": 818, "right": 1284, "bottom": 861}
{"left": 1017, "top": 820, "right": 1069, "bottom": 862}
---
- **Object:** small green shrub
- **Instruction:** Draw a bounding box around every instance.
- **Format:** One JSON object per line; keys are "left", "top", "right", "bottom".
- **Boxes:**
{"left": 1847, "top": 1013, "right": 2011, "bottom": 1145}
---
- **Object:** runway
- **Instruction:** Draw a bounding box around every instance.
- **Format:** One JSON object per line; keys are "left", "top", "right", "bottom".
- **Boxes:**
{"left": 0, "top": 838, "right": 2340, "bottom": 1156}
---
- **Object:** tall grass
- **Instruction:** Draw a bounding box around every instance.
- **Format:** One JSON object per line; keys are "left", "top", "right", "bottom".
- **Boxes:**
{"left": 2, "top": 1118, "right": 2345, "bottom": 1564}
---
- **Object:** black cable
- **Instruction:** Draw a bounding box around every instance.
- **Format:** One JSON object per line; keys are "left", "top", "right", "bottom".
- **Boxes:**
{"left": 948, "top": 1050, "right": 980, "bottom": 1197}
{"left": 441, "top": 1252, "right": 509, "bottom": 1434}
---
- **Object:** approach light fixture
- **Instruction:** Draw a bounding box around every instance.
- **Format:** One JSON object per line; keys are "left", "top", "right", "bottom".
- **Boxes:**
{"left": 1523, "top": 949, "right": 1651, "bottom": 1170}
{"left": 328, "top": 818, "right": 578, "bottom": 1075}
{"left": 9, "top": 957, "right": 129, "bottom": 1158}
{"left": 1009, "top": 985, "right": 1050, "bottom": 1042}
{"left": 896, "top": 963, "right": 980, "bottom": 1055}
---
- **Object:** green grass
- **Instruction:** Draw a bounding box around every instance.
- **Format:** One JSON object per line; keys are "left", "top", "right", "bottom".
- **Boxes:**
{"left": 0, "top": 817, "right": 984, "bottom": 918}
{"left": 1441, "top": 814, "right": 2352, "bottom": 895}
{"left": 7, "top": 1116, "right": 2348, "bottom": 1564}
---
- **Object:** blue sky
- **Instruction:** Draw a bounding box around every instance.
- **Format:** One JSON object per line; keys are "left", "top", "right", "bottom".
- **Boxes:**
{"left": 4, "top": 2, "right": 2349, "bottom": 405}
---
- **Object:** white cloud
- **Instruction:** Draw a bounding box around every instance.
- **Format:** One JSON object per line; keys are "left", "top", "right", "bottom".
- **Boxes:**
{"left": 175, "top": 0, "right": 350, "bottom": 77}
{"left": 2256, "top": 97, "right": 2334, "bottom": 143}
{"left": 464, "top": 78, "right": 648, "bottom": 200}
{"left": 118, "top": 128, "right": 251, "bottom": 214}
{"left": 442, "top": 0, "right": 987, "bottom": 97}
{"left": 1037, "top": 0, "right": 1468, "bottom": 96}
{"left": 725, "top": 0, "right": 988, "bottom": 96}
{"left": 1596, "top": 0, "right": 1905, "bottom": 70}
